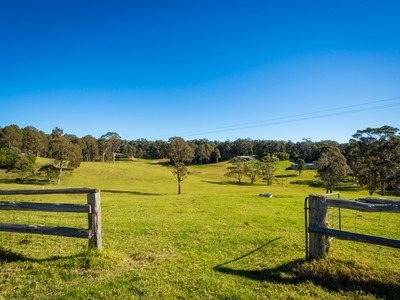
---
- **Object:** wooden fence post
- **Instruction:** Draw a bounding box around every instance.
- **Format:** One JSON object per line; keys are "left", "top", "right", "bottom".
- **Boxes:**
{"left": 87, "top": 190, "right": 102, "bottom": 250}
{"left": 308, "top": 195, "right": 328, "bottom": 259}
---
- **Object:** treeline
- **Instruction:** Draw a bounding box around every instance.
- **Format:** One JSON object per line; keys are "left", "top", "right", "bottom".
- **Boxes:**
{"left": 0, "top": 124, "right": 332, "bottom": 185}
{"left": 0, "top": 124, "right": 399, "bottom": 196}
{"left": 0, "top": 124, "right": 332, "bottom": 163}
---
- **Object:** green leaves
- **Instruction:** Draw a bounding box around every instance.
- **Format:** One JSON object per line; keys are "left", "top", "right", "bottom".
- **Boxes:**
{"left": 225, "top": 156, "right": 279, "bottom": 185}
{"left": 316, "top": 145, "right": 349, "bottom": 193}
{"left": 347, "top": 126, "right": 400, "bottom": 195}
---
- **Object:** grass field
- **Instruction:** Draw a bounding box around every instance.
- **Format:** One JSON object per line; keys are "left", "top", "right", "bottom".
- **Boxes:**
{"left": 0, "top": 159, "right": 399, "bottom": 299}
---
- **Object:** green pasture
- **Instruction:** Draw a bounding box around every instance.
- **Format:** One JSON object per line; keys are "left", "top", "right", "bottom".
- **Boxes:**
{"left": 0, "top": 160, "right": 399, "bottom": 299}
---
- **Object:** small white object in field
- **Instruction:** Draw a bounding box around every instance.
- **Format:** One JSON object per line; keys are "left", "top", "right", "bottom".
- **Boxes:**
{"left": 259, "top": 193, "right": 273, "bottom": 198}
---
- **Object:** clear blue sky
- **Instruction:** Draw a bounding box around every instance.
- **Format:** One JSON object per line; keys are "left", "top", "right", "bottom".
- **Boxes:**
{"left": 1, "top": 0, "right": 400, "bottom": 143}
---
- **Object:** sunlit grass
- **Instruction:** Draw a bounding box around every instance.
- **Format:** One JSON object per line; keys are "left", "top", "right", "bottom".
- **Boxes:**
{"left": 0, "top": 160, "right": 399, "bottom": 299}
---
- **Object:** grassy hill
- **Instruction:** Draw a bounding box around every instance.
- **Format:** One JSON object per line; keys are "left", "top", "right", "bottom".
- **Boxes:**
{"left": 0, "top": 160, "right": 399, "bottom": 299}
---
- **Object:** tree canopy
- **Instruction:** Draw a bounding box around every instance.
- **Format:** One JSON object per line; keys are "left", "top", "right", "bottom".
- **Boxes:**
{"left": 48, "top": 130, "right": 82, "bottom": 184}
{"left": 347, "top": 126, "right": 399, "bottom": 195}
{"left": 316, "top": 145, "right": 350, "bottom": 193}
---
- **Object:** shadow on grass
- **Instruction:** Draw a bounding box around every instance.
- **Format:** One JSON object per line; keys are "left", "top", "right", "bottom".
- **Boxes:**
{"left": 275, "top": 174, "right": 297, "bottom": 178}
{"left": 215, "top": 237, "right": 282, "bottom": 268}
{"left": 149, "top": 160, "right": 170, "bottom": 166}
{"left": 290, "top": 179, "right": 325, "bottom": 187}
{"left": 0, "top": 247, "right": 90, "bottom": 264}
{"left": 334, "top": 185, "right": 364, "bottom": 192}
{"left": 0, "top": 178, "right": 48, "bottom": 185}
{"left": 215, "top": 256, "right": 399, "bottom": 299}
{"left": 289, "top": 179, "right": 362, "bottom": 192}
{"left": 202, "top": 180, "right": 264, "bottom": 186}
{"left": 0, "top": 248, "right": 28, "bottom": 262}
{"left": 102, "top": 189, "right": 165, "bottom": 196}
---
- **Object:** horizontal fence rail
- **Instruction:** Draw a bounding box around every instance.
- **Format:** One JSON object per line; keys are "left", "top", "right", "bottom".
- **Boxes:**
{"left": 0, "top": 188, "right": 102, "bottom": 250}
{"left": 0, "top": 188, "right": 99, "bottom": 195}
{"left": 0, "top": 201, "right": 91, "bottom": 213}
{"left": 326, "top": 198, "right": 400, "bottom": 213}
{"left": 308, "top": 226, "right": 400, "bottom": 249}
{"left": 306, "top": 194, "right": 400, "bottom": 259}
{"left": 356, "top": 197, "right": 400, "bottom": 205}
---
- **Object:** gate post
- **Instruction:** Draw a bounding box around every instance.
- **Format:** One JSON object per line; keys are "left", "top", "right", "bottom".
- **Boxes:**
{"left": 87, "top": 190, "right": 102, "bottom": 250}
{"left": 309, "top": 195, "right": 328, "bottom": 259}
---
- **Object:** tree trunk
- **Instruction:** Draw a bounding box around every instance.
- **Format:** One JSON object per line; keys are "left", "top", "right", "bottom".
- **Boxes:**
{"left": 380, "top": 180, "right": 385, "bottom": 196}
{"left": 178, "top": 180, "right": 181, "bottom": 194}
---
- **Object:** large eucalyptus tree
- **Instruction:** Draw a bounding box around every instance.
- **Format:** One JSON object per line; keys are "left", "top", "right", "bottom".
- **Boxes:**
{"left": 347, "top": 126, "right": 399, "bottom": 195}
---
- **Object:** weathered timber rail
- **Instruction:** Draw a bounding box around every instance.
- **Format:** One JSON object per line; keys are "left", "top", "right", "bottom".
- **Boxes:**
{"left": 305, "top": 194, "right": 400, "bottom": 259}
{"left": 0, "top": 188, "right": 102, "bottom": 250}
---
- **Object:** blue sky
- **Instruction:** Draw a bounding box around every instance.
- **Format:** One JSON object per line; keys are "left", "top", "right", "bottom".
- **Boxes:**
{"left": 1, "top": 0, "right": 400, "bottom": 142}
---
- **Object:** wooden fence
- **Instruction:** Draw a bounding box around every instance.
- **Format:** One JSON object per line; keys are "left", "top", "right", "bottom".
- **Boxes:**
{"left": 305, "top": 194, "right": 400, "bottom": 259}
{"left": 0, "top": 188, "right": 102, "bottom": 250}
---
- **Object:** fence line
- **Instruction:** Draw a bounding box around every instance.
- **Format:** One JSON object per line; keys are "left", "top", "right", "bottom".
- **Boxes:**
{"left": 306, "top": 194, "right": 400, "bottom": 259}
{"left": 0, "top": 188, "right": 102, "bottom": 250}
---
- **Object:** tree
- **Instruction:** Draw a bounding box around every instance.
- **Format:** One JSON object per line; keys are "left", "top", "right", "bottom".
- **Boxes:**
{"left": 167, "top": 137, "right": 194, "bottom": 194}
{"left": 119, "top": 140, "right": 136, "bottom": 159}
{"left": 0, "top": 125, "right": 23, "bottom": 149}
{"left": 148, "top": 140, "right": 168, "bottom": 159}
{"left": 10, "top": 154, "right": 36, "bottom": 182}
{"left": 347, "top": 126, "right": 399, "bottom": 195}
{"left": 316, "top": 145, "right": 350, "bottom": 193}
{"left": 346, "top": 139, "right": 379, "bottom": 195}
{"left": 295, "top": 141, "right": 319, "bottom": 163}
{"left": 136, "top": 139, "right": 151, "bottom": 159}
{"left": 0, "top": 147, "right": 20, "bottom": 169}
{"left": 296, "top": 158, "right": 306, "bottom": 175}
{"left": 217, "top": 141, "right": 233, "bottom": 161}
{"left": 260, "top": 154, "right": 279, "bottom": 185}
{"left": 98, "top": 138, "right": 109, "bottom": 162}
{"left": 169, "top": 162, "right": 191, "bottom": 194}
{"left": 243, "top": 160, "right": 261, "bottom": 184}
{"left": 274, "top": 151, "right": 290, "bottom": 161}
{"left": 167, "top": 137, "right": 194, "bottom": 164}
{"left": 22, "top": 126, "right": 48, "bottom": 156}
{"left": 195, "top": 144, "right": 209, "bottom": 164}
{"left": 190, "top": 139, "right": 216, "bottom": 164}
{"left": 231, "top": 139, "right": 253, "bottom": 157}
{"left": 210, "top": 147, "right": 221, "bottom": 163}
{"left": 82, "top": 135, "right": 99, "bottom": 162}
{"left": 100, "top": 132, "right": 122, "bottom": 164}
{"left": 388, "top": 137, "right": 400, "bottom": 196}
{"left": 39, "top": 164, "right": 59, "bottom": 184}
{"left": 48, "top": 128, "right": 82, "bottom": 184}
{"left": 225, "top": 157, "right": 247, "bottom": 184}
